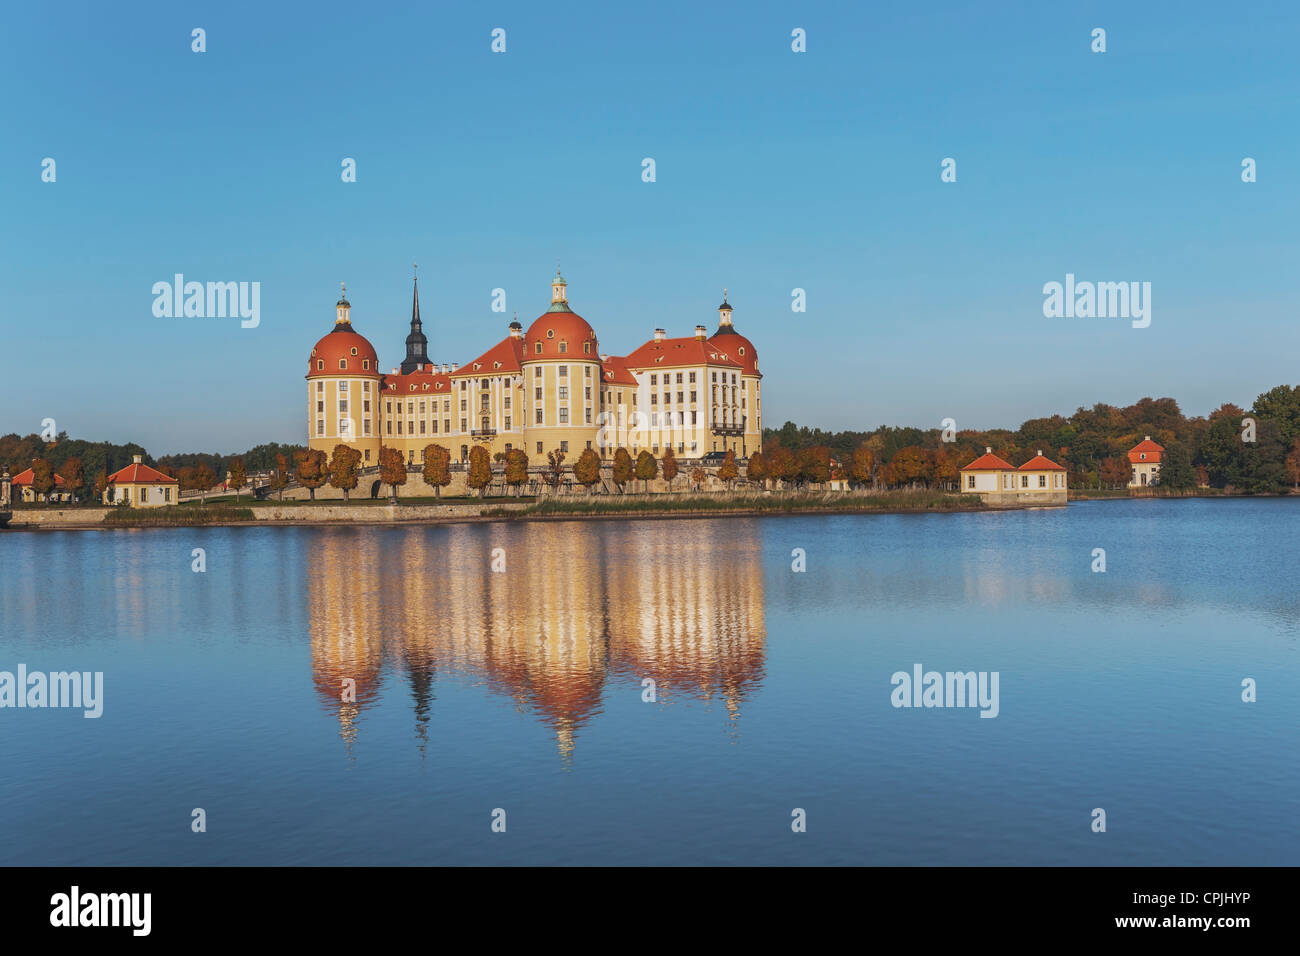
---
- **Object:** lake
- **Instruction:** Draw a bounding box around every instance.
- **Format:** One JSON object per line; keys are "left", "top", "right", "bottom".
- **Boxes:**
{"left": 1, "top": 498, "right": 1296, "bottom": 865}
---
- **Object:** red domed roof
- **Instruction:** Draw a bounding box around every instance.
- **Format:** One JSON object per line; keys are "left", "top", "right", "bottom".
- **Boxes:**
{"left": 709, "top": 330, "right": 759, "bottom": 375}
{"left": 308, "top": 327, "right": 379, "bottom": 377}
{"left": 524, "top": 311, "right": 599, "bottom": 360}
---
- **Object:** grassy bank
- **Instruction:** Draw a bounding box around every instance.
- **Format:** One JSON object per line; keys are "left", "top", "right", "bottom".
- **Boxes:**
{"left": 482, "top": 491, "right": 980, "bottom": 518}
{"left": 102, "top": 505, "right": 256, "bottom": 526}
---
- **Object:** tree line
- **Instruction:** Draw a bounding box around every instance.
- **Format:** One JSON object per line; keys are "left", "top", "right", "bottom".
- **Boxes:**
{"left": 761, "top": 385, "right": 1300, "bottom": 494}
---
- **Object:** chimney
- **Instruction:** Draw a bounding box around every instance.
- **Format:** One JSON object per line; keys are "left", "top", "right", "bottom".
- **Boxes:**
{"left": 694, "top": 325, "right": 707, "bottom": 340}
{"left": 133, "top": 454, "right": 143, "bottom": 464}
{"left": 1144, "top": 435, "right": 1151, "bottom": 441}
{"left": 451, "top": 362, "right": 459, "bottom": 372}
{"left": 985, "top": 446, "right": 991, "bottom": 454}
{"left": 654, "top": 328, "right": 665, "bottom": 343}
{"left": 1037, "top": 449, "right": 1042, "bottom": 457}
{"left": 417, "top": 363, "right": 423, "bottom": 372}
{"left": 599, "top": 353, "right": 609, "bottom": 361}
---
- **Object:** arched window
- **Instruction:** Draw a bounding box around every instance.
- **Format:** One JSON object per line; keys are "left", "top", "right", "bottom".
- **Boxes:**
{"left": 559, "top": 341, "right": 568, "bottom": 354}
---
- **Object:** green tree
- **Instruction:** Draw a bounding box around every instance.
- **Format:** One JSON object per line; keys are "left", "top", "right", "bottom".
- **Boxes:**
{"left": 422, "top": 444, "right": 452, "bottom": 498}
{"left": 467, "top": 445, "right": 493, "bottom": 497}
{"left": 1252, "top": 385, "right": 1300, "bottom": 446}
{"left": 574, "top": 447, "right": 602, "bottom": 493}
{"left": 612, "top": 447, "right": 634, "bottom": 493}
{"left": 1156, "top": 442, "right": 1195, "bottom": 492}
{"left": 634, "top": 450, "right": 657, "bottom": 492}
{"left": 329, "top": 444, "right": 362, "bottom": 501}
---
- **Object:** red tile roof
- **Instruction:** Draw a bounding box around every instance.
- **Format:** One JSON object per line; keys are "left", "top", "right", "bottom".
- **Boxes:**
{"left": 623, "top": 336, "right": 743, "bottom": 371}
{"left": 1018, "top": 452, "right": 1066, "bottom": 471}
{"left": 458, "top": 335, "right": 525, "bottom": 376}
{"left": 10, "top": 467, "right": 65, "bottom": 486}
{"left": 961, "top": 451, "right": 1015, "bottom": 471}
{"left": 108, "top": 461, "right": 178, "bottom": 484}
{"left": 1127, "top": 438, "right": 1164, "bottom": 464}
{"left": 381, "top": 367, "right": 453, "bottom": 394}
{"left": 600, "top": 354, "right": 638, "bottom": 385}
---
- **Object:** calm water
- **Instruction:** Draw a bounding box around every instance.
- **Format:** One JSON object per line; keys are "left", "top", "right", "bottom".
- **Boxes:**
{"left": 1, "top": 499, "right": 1297, "bottom": 866}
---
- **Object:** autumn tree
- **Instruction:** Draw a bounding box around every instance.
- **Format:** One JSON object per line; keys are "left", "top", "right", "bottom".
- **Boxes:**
{"left": 932, "top": 446, "right": 960, "bottom": 491}
{"left": 227, "top": 457, "right": 248, "bottom": 500}
{"left": 467, "top": 445, "right": 493, "bottom": 497}
{"left": 849, "top": 444, "right": 875, "bottom": 489}
{"left": 379, "top": 446, "right": 407, "bottom": 503}
{"left": 31, "top": 458, "right": 56, "bottom": 502}
{"left": 422, "top": 444, "right": 452, "bottom": 497}
{"left": 293, "top": 448, "right": 328, "bottom": 501}
{"left": 767, "top": 445, "right": 797, "bottom": 490}
{"left": 1287, "top": 439, "right": 1300, "bottom": 489}
{"left": 505, "top": 448, "right": 529, "bottom": 494}
{"left": 691, "top": 466, "right": 707, "bottom": 490}
{"left": 329, "top": 444, "right": 362, "bottom": 501}
{"left": 889, "top": 446, "right": 933, "bottom": 490}
{"left": 270, "top": 454, "right": 291, "bottom": 500}
{"left": 1099, "top": 456, "right": 1130, "bottom": 489}
{"left": 746, "top": 450, "right": 768, "bottom": 490}
{"left": 59, "top": 457, "right": 84, "bottom": 501}
{"left": 661, "top": 447, "right": 679, "bottom": 491}
{"left": 612, "top": 447, "right": 634, "bottom": 493}
{"left": 797, "top": 446, "right": 831, "bottom": 487}
{"left": 93, "top": 468, "right": 110, "bottom": 503}
{"left": 193, "top": 462, "right": 217, "bottom": 504}
{"left": 717, "top": 450, "right": 738, "bottom": 489}
{"left": 634, "top": 450, "right": 657, "bottom": 492}
{"left": 574, "top": 447, "right": 602, "bottom": 493}
{"left": 545, "top": 449, "right": 567, "bottom": 491}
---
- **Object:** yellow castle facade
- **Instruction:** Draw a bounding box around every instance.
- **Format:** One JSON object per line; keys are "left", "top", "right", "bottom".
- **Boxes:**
{"left": 305, "top": 271, "right": 763, "bottom": 465}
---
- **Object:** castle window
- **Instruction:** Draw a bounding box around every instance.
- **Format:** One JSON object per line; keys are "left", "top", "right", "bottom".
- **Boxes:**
{"left": 535, "top": 409, "right": 543, "bottom": 424}
{"left": 537, "top": 442, "right": 543, "bottom": 454}
{"left": 559, "top": 386, "right": 568, "bottom": 400}
{"left": 547, "top": 329, "right": 554, "bottom": 338}
{"left": 583, "top": 342, "right": 591, "bottom": 354}
{"left": 559, "top": 341, "right": 568, "bottom": 354}
{"left": 339, "top": 359, "right": 347, "bottom": 369}
{"left": 317, "top": 360, "right": 324, "bottom": 370}
{"left": 505, "top": 416, "right": 511, "bottom": 429}
{"left": 559, "top": 366, "right": 567, "bottom": 378}
{"left": 535, "top": 342, "right": 542, "bottom": 354}
{"left": 739, "top": 347, "right": 745, "bottom": 355}
{"left": 350, "top": 347, "right": 358, "bottom": 355}
{"left": 559, "top": 409, "right": 569, "bottom": 424}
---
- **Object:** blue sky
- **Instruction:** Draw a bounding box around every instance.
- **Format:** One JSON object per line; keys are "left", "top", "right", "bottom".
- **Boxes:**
{"left": 3, "top": 1, "right": 1298, "bottom": 453}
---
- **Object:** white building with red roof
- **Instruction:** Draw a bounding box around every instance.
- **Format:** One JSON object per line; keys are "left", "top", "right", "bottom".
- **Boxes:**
{"left": 1127, "top": 436, "right": 1164, "bottom": 488}
{"left": 104, "top": 455, "right": 179, "bottom": 508}
{"left": 960, "top": 447, "right": 1067, "bottom": 505}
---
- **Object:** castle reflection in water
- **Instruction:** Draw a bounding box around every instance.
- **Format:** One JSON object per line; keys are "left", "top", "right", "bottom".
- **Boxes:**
{"left": 308, "top": 520, "right": 767, "bottom": 759}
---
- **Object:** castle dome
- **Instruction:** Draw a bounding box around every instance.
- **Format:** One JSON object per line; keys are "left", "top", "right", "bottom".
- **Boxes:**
{"left": 307, "top": 283, "right": 379, "bottom": 377}
{"left": 524, "top": 270, "right": 598, "bottom": 359}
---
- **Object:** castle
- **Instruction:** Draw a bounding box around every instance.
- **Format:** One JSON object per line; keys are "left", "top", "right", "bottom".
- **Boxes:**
{"left": 306, "top": 270, "right": 763, "bottom": 466}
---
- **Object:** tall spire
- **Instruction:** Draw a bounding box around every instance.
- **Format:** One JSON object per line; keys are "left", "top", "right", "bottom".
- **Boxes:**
{"left": 335, "top": 282, "right": 351, "bottom": 328}
{"left": 400, "top": 266, "right": 430, "bottom": 374}
{"left": 716, "top": 288, "right": 735, "bottom": 333}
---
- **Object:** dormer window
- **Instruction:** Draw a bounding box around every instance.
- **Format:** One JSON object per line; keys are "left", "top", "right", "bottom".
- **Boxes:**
{"left": 546, "top": 329, "right": 555, "bottom": 338}
{"left": 739, "top": 347, "right": 745, "bottom": 355}
{"left": 559, "top": 341, "right": 568, "bottom": 354}
{"left": 351, "top": 347, "right": 358, "bottom": 355}
{"left": 535, "top": 342, "right": 543, "bottom": 354}
{"left": 583, "top": 342, "right": 591, "bottom": 354}
{"left": 317, "top": 360, "right": 324, "bottom": 370}
{"left": 339, "top": 359, "right": 347, "bottom": 369}
{"left": 363, "top": 359, "right": 370, "bottom": 369}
